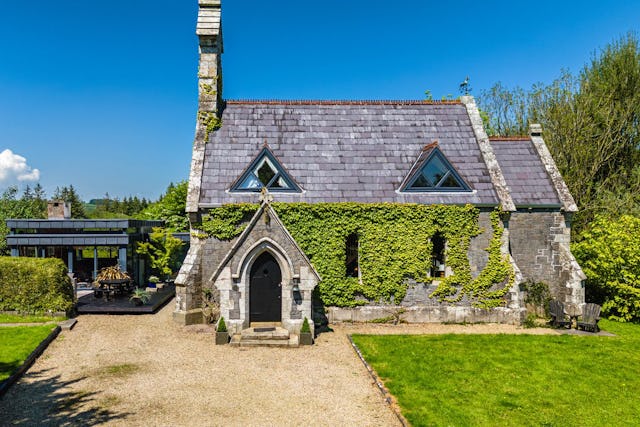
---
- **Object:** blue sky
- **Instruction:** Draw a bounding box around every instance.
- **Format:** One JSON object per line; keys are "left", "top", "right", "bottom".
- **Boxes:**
{"left": 1, "top": 0, "right": 639, "bottom": 201}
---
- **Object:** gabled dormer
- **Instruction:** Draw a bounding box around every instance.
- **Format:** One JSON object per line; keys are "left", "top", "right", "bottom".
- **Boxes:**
{"left": 230, "top": 145, "right": 301, "bottom": 193}
{"left": 400, "top": 141, "right": 470, "bottom": 192}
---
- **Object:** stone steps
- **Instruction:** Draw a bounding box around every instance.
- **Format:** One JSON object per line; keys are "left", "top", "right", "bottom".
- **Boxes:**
{"left": 230, "top": 335, "right": 299, "bottom": 348}
{"left": 229, "top": 326, "right": 299, "bottom": 348}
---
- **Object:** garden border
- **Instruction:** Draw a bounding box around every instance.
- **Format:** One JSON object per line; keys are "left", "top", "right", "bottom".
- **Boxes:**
{"left": 0, "top": 325, "right": 61, "bottom": 399}
{"left": 347, "top": 334, "right": 409, "bottom": 427}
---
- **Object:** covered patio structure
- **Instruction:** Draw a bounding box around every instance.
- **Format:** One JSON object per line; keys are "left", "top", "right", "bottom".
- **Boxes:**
{"left": 6, "top": 219, "right": 163, "bottom": 286}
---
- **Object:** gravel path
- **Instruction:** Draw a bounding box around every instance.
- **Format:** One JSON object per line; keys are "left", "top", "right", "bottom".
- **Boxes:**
{"left": 0, "top": 302, "right": 400, "bottom": 426}
{"left": 0, "top": 302, "right": 565, "bottom": 426}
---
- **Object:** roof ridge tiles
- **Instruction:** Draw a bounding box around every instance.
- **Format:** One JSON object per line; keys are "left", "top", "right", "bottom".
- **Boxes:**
{"left": 488, "top": 136, "right": 531, "bottom": 141}
{"left": 225, "top": 99, "right": 462, "bottom": 106}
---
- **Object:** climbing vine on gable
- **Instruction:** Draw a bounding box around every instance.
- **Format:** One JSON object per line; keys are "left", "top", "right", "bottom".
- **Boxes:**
{"left": 198, "top": 203, "right": 513, "bottom": 308}
{"left": 198, "top": 111, "right": 222, "bottom": 141}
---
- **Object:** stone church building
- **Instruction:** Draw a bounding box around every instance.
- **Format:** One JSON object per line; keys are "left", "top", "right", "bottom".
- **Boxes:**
{"left": 174, "top": 0, "right": 585, "bottom": 337}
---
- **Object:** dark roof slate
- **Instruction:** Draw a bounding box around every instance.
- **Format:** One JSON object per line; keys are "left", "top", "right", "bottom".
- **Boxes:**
{"left": 490, "top": 139, "right": 561, "bottom": 207}
{"left": 199, "top": 102, "right": 500, "bottom": 206}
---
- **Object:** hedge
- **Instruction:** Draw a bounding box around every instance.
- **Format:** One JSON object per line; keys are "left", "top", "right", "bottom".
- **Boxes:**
{"left": 0, "top": 257, "right": 74, "bottom": 314}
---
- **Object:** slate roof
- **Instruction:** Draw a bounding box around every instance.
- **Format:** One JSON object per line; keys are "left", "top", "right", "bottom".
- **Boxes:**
{"left": 199, "top": 101, "right": 501, "bottom": 207}
{"left": 490, "top": 138, "right": 561, "bottom": 207}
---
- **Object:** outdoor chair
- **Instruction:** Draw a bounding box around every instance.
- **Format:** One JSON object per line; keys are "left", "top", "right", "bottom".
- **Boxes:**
{"left": 548, "top": 299, "right": 572, "bottom": 328}
{"left": 576, "top": 303, "right": 601, "bottom": 333}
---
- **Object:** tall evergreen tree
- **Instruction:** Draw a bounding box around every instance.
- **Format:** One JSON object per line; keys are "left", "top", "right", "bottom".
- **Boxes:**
{"left": 53, "top": 185, "right": 87, "bottom": 218}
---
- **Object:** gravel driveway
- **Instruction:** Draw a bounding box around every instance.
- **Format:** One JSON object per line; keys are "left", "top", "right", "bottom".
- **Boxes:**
{"left": 0, "top": 302, "right": 401, "bottom": 426}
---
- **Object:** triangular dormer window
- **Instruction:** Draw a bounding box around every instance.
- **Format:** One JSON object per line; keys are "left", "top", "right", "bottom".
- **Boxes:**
{"left": 231, "top": 147, "right": 301, "bottom": 192}
{"left": 401, "top": 142, "right": 470, "bottom": 192}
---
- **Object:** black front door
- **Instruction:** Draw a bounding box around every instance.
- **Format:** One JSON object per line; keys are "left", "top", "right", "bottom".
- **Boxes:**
{"left": 249, "top": 252, "right": 282, "bottom": 322}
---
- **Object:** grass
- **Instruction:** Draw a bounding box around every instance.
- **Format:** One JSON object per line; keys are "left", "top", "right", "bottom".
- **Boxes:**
{"left": 0, "top": 325, "right": 56, "bottom": 382}
{"left": 97, "top": 363, "right": 140, "bottom": 377}
{"left": 0, "top": 314, "right": 66, "bottom": 324}
{"left": 352, "top": 320, "right": 640, "bottom": 427}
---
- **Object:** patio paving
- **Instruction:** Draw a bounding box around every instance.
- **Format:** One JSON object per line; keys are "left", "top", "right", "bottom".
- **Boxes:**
{"left": 75, "top": 284, "right": 175, "bottom": 315}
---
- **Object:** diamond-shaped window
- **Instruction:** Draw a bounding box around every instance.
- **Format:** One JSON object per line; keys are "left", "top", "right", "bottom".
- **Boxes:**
{"left": 401, "top": 145, "right": 470, "bottom": 192}
{"left": 231, "top": 148, "right": 301, "bottom": 192}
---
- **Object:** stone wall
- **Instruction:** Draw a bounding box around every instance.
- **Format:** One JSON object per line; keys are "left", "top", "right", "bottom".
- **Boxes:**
{"left": 326, "top": 305, "right": 524, "bottom": 324}
{"left": 509, "top": 210, "right": 585, "bottom": 305}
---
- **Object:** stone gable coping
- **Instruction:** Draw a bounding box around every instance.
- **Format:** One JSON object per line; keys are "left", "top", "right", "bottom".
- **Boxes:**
{"left": 460, "top": 96, "right": 516, "bottom": 212}
{"left": 528, "top": 124, "right": 578, "bottom": 212}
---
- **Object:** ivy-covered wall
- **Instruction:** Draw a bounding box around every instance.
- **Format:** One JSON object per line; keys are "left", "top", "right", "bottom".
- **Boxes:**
{"left": 196, "top": 203, "right": 513, "bottom": 309}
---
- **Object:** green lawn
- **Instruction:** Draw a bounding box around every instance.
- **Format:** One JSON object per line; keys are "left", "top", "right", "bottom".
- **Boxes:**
{"left": 0, "top": 314, "right": 65, "bottom": 324}
{"left": 0, "top": 325, "right": 56, "bottom": 382}
{"left": 352, "top": 320, "right": 640, "bottom": 427}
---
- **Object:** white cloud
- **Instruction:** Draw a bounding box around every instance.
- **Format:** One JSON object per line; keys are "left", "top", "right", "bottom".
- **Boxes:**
{"left": 0, "top": 149, "right": 41, "bottom": 183}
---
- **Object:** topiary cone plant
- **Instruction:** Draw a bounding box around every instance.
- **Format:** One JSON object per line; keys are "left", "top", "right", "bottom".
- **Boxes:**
{"left": 217, "top": 316, "right": 227, "bottom": 332}
{"left": 300, "top": 316, "right": 313, "bottom": 345}
{"left": 215, "top": 316, "right": 229, "bottom": 345}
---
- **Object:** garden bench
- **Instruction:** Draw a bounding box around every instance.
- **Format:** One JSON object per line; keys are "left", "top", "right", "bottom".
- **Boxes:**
{"left": 576, "top": 303, "right": 601, "bottom": 333}
{"left": 548, "top": 300, "right": 572, "bottom": 328}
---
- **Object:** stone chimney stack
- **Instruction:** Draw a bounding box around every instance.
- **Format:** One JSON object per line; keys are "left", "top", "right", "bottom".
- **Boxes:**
{"left": 48, "top": 200, "right": 71, "bottom": 219}
{"left": 529, "top": 123, "right": 543, "bottom": 137}
{"left": 196, "top": 0, "right": 223, "bottom": 141}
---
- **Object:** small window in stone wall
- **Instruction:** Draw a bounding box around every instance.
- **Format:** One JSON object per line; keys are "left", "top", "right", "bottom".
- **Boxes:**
{"left": 430, "top": 233, "right": 446, "bottom": 278}
{"left": 346, "top": 233, "right": 359, "bottom": 278}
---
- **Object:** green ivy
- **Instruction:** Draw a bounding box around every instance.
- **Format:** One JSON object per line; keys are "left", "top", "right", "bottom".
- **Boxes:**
{"left": 198, "top": 203, "right": 513, "bottom": 308}
{"left": 198, "top": 111, "right": 222, "bottom": 140}
{"left": 431, "top": 211, "right": 514, "bottom": 308}
{"left": 197, "top": 204, "right": 257, "bottom": 240}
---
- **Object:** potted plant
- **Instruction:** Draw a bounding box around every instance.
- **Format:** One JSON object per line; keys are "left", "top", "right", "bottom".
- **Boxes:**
{"left": 216, "top": 317, "right": 229, "bottom": 345}
{"left": 299, "top": 317, "right": 313, "bottom": 345}
{"left": 148, "top": 275, "right": 159, "bottom": 289}
{"left": 129, "top": 288, "right": 151, "bottom": 306}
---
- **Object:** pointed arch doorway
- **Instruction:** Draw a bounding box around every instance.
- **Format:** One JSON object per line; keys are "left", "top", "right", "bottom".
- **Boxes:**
{"left": 250, "top": 252, "right": 282, "bottom": 323}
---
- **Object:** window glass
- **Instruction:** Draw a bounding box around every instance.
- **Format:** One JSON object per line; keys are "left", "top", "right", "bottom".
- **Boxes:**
{"left": 233, "top": 149, "right": 300, "bottom": 192}
{"left": 406, "top": 151, "right": 468, "bottom": 191}
{"left": 346, "top": 233, "right": 359, "bottom": 278}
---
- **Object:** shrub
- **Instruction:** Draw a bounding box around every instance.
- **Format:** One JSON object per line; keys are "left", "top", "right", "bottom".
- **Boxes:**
{"left": 217, "top": 316, "right": 227, "bottom": 332}
{"left": 301, "top": 317, "right": 311, "bottom": 333}
{"left": 520, "top": 280, "right": 551, "bottom": 317}
{"left": 0, "top": 257, "right": 74, "bottom": 314}
{"left": 573, "top": 215, "right": 640, "bottom": 322}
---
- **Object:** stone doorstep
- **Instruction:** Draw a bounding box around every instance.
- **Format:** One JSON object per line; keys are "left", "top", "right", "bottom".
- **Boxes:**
{"left": 241, "top": 326, "right": 290, "bottom": 341}
{"left": 230, "top": 334, "right": 299, "bottom": 348}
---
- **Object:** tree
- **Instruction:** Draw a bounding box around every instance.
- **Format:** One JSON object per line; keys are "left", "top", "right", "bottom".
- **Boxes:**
{"left": 477, "top": 34, "right": 640, "bottom": 232}
{"left": 0, "top": 185, "right": 47, "bottom": 255}
{"left": 139, "top": 181, "right": 189, "bottom": 232}
{"left": 136, "top": 227, "right": 185, "bottom": 278}
{"left": 572, "top": 215, "right": 640, "bottom": 322}
{"left": 53, "top": 185, "right": 87, "bottom": 218}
